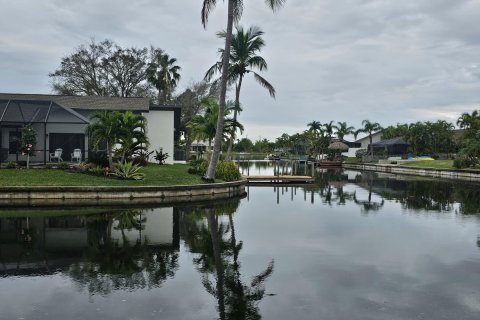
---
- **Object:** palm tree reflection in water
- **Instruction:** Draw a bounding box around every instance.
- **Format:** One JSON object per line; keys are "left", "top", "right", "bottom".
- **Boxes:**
{"left": 180, "top": 200, "right": 274, "bottom": 320}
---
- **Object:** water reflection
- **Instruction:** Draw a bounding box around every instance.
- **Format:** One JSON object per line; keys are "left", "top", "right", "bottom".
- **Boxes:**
{"left": 1, "top": 169, "right": 480, "bottom": 319}
{"left": 178, "top": 200, "right": 274, "bottom": 320}
{"left": 0, "top": 208, "right": 180, "bottom": 294}
{"left": 251, "top": 168, "right": 480, "bottom": 215}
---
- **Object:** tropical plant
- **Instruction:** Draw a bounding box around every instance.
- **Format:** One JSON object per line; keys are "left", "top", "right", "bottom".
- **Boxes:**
{"left": 87, "top": 111, "right": 121, "bottom": 168}
{"left": 355, "top": 120, "right": 383, "bottom": 157}
{"left": 147, "top": 49, "right": 181, "bottom": 104}
{"left": 206, "top": 25, "right": 275, "bottom": 160}
{"left": 307, "top": 121, "right": 322, "bottom": 137}
{"left": 112, "top": 161, "right": 146, "bottom": 180}
{"left": 187, "top": 98, "right": 243, "bottom": 153}
{"left": 116, "top": 111, "right": 149, "bottom": 163}
{"left": 334, "top": 121, "right": 355, "bottom": 141}
{"left": 201, "top": 0, "right": 287, "bottom": 180}
{"left": 154, "top": 148, "right": 169, "bottom": 165}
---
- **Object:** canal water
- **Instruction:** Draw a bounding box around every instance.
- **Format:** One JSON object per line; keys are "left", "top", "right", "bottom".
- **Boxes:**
{"left": 1, "top": 168, "right": 480, "bottom": 320}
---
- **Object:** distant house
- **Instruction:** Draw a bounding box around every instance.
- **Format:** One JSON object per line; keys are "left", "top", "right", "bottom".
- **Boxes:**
{"left": 354, "top": 131, "right": 383, "bottom": 149}
{"left": 371, "top": 137, "right": 409, "bottom": 155}
{"left": 0, "top": 93, "right": 181, "bottom": 164}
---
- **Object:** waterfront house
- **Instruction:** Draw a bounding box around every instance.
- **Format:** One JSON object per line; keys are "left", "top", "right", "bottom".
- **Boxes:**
{"left": 0, "top": 93, "right": 181, "bottom": 164}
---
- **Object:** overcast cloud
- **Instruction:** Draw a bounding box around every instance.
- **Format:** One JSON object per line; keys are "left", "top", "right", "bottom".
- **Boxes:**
{"left": 1, "top": 0, "right": 479, "bottom": 140}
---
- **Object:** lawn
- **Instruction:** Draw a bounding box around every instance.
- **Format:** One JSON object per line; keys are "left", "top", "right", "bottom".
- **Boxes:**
{"left": 0, "top": 164, "right": 206, "bottom": 187}
{"left": 401, "top": 160, "right": 455, "bottom": 169}
{"left": 400, "top": 160, "right": 480, "bottom": 171}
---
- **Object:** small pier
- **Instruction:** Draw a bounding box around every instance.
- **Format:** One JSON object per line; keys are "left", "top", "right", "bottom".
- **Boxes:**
{"left": 244, "top": 175, "right": 314, "bottom": 184}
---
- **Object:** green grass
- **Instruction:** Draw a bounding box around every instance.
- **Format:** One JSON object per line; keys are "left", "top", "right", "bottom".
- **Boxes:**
{"left": 401, "top": 160, "right": 455, "bottom": 169}
{"left": 0, "top": 164, "right": 206, "bottom": 187}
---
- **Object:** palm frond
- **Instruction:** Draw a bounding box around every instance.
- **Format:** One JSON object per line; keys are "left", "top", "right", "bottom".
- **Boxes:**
{"left": 253, "top": 72, "right": 275, "bottom": 98}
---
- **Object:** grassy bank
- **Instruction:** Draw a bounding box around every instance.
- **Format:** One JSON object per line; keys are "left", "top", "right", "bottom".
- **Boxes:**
{"left": 0, "top": 164, "right": 206, "bottom": 187}
{"left": 401, "top": 160, "right": 455, "bottom": 169}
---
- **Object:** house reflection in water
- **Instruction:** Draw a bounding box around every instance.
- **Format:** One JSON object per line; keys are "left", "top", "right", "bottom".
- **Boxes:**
{"left": 0, "top": 207, "right": 179, "bottom": 282}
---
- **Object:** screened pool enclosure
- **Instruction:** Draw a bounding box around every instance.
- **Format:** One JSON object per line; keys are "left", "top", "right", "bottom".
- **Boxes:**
{"left": 0, "top": 99, "right": 89, "bottom": 165}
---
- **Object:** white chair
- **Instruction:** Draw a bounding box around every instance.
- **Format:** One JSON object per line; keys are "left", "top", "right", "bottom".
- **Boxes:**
{"left": 50, "top": 148, "right": 63, "bottom": 162}
{"left": 71, "top": 148, "right": 82, "bottom": 163}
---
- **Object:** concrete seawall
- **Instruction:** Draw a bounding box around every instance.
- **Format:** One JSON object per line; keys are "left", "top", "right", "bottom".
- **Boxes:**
{"left": 343, "top": 163, "right": 480, "bottom": 182}
{"left": 0, "top": 180, "right": 247, "bottom": 206}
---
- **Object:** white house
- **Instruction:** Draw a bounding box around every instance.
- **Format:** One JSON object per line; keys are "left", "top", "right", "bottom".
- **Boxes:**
{"left": 0, "top": 93, "right": 181, "bottom": 164}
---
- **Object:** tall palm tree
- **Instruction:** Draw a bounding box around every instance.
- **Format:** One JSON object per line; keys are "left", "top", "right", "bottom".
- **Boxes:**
{"left": 323, "top": 121, "right": 335, "bottom": 140}
{"left": 334, "top": 121, "right": 355, "bottom": 141}
{"left": 355, "top": 120, "right": 383, "bottom": 157}
{"left": 307, "top": 120, "right": 322, "bottom": 137}
{"left": 205, "top": 25, "right": 275, "bottom": 160}
{"left": 147, "top": 49, "right": 181, "bottom": 104}
{"left": 87, "top": 111, "right": 122, "bottom": 168}
{"left": 201, "top": 0, "right": 286, "bottom": 181}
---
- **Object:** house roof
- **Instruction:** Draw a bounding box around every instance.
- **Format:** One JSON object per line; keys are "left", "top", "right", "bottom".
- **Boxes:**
{"left": 354, "top": 131, "right": 383, "bottom": 143}
{"left": 372, "top": 137, "right": 409, "bottom": 146}
{"left": 0, "top": 93, "right": 150, "bottom": 111}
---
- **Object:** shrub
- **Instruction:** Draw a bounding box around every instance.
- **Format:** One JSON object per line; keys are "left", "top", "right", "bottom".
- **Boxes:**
{"left": 154, "top": 148, "right": 169, "bottom": 165}
{"left": 132, "top": 150, "right": 153, "bottom": 167}
{"left": 355, "top": 149, "right": 367, "bottom": 159}
{"left": 88, "top": 151, "right": 109, "bottom": 167}
{"left": 5, "top": 161, "right": 17, "bottom": 169}
{"left": 87, "top": 165, "right": 106, "bottom": 176}
{"left": 453, "top": 156, "right": 473, "bottom": 169}
{"left": 215, "top": 161, "right": 241, "bottom": 181}
{"left": 111, "top": 161, "right": 145, "bottom": 180}
{"left": 57, "top": 162, "right": 70, "bottom": 170}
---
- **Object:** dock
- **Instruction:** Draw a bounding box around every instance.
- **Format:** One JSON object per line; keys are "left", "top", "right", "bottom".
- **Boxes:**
{"left": 244, "top": 175, "right": 315, "bottom": 184}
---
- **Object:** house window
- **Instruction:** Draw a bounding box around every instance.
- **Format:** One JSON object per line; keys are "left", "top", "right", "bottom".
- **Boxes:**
{"left": 9, "top": 131, "right": 21, "bottom": 154}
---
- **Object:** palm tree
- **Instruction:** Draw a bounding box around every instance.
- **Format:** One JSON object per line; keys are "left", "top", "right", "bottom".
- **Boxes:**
{"left": 334, "top": 121, "right": 355, "bottom": 141}
{"left": 205, "top": 25, "right": 275, "bottom": 160}
{"left": 323, "top": 121, "right": 335, "bottom": 140}
{"left": 187, "top": 98, "right": 243, "bottom": 152}
{"left": 354, "top": 120, "right": 383, "bottom": 157}
{"left": 201, "top": 0, "right": 286, "bottom": 181}
{"left": 307, "top": 120, "right": 322, "bottom": 137}
{"left": 457, "top": 110, "right": 479, "bottom": 129}
{"left": 147, "top": 49, "right": 181, "bottom": 104}
{"left": 116, "top": 112, "right": 149, "bottom": 163}
{"left": 87, "top": 111, "right": 122, "bottom": 168}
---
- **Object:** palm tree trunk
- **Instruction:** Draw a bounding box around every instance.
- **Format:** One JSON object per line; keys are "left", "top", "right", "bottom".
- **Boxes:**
{"left": 226, "top": 76, "right": 243, "bottom": 160}
{"left": 369, "top": 134, "right": 373, "bottom": 157}
{"left": 205, "top": 0, "right": 234, "bottom": 181}
{"left": 107, "top": 141, "right": 113, "bottom": 168}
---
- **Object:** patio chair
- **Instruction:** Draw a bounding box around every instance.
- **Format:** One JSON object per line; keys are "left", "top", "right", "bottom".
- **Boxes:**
{"left": 50, "top": 148, "right": 63, "bottom": 162}
{"left": 71, "top": 148, "right": 82, "bottom": 163}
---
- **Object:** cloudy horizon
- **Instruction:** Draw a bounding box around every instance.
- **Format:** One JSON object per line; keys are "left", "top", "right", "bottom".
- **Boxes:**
{"left": 1, "top": 0, "right": 479, "bottom": 140}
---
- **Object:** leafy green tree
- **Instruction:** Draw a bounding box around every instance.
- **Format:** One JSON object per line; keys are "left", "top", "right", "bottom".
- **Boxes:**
{"left": 381, "top": 123, "right": 409, "bottom": 140}
{"left": 206, "top": 25, "right": 275, "bottom": 160}
{"left": 234, "top": 138, "right": 254, "bottom": 152}
{"left": 253, "top": 138, "right": 275, "bottom": 153}
{"left": 50, "top": 39, "right": 154, "bottom": 97}
{"left": 201, "top": 0, "right": 287, "bottom": 180}
{"left": 355, "top": 120, "right": 383, "bottom": 157}
{"left": 147, "top": 49, "right": 181, "bottom": 104}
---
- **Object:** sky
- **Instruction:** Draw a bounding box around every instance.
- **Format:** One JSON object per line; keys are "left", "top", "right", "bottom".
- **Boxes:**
{"left": 1, "top": 0, "right": 479, "bottom": 141}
